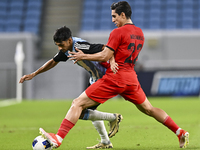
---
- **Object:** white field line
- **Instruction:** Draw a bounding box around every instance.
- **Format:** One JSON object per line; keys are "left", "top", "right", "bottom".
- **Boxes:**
{"left": 0, "top": 99, "right": 20, "bottom": 107}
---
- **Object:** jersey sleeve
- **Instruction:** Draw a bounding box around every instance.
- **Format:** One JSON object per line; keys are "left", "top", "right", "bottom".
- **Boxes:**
{"left": 53, "top": 51, "right": 69, "bottom": 62}
{"left": 75, "top": 41, "right": 104, "bottom": 54}
{"left": 106, "top": 29, "right": 120, "bottom": 52}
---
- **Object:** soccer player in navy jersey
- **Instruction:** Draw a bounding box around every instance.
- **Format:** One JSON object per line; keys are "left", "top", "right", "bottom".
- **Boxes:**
{"left": 19, "top": 26, "right": 123, "bottom": 149}
{"left": 39, "top": 1, "right": 189, "bottom": 149}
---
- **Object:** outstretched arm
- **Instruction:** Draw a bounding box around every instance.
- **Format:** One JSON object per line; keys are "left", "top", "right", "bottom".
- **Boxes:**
{"left": 19, "top": 59, "right": 58, "bottom": 83}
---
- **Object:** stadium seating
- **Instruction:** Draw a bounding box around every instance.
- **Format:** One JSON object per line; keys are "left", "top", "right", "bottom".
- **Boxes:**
{"left": 0, "top": 0, "right": 43, "bottom": 34}
{"left": 81, "top": 0, "right": 200, "bottom": 31}
{"left": 81, "top": 8, "right": 97, "bottom": 30}
{"left": 1, "top": 0, "right": 200, "bottom": 32}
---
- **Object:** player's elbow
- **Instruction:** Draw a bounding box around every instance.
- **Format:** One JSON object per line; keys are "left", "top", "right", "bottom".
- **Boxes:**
{"left": 99, "top": 51, "right": 111, "bottom": 62}
{"left": 99, "top": 47, "right": 113, "bottom": 62}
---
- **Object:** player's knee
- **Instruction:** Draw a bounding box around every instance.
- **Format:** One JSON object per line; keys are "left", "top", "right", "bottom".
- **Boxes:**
{"left": 71, "top": 98, "right": 81, "bottom": 109}
{"left": 143, "top": 107, "right": 154, "bottom": 116}
{"left": 71, "top": 98, "right": 87, "bottom": 110}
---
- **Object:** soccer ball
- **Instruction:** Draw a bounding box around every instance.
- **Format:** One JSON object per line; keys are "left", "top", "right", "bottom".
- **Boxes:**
{"left": 32, "top": 135, "right": 52, "bottom": 150}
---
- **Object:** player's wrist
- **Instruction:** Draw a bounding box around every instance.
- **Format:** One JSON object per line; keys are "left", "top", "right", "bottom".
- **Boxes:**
{"left": 32, "top": 72, "right": 37, "bottom": 77}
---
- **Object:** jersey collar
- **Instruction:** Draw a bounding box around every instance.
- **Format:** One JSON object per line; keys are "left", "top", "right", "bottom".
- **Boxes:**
{"left": 124, "top": 23, "right": 135, "bottom": 26}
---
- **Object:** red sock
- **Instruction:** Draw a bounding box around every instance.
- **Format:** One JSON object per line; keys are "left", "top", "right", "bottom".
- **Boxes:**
{"left": 57, "top": 119, "right": 75, "bottom": 139}
{"left": 163, "top": 116, "right": 179, "bottom": 133}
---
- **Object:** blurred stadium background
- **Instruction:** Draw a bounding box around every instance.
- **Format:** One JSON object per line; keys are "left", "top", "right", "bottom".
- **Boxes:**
{"left": 0, "top": 0, "right": 200, "bottom": 100}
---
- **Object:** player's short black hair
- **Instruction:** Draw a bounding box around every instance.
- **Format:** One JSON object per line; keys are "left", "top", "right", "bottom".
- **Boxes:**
{"left": 110, "top": 1, "right": 132, "bottom": 19}
{"left": 53, "top": 26, "right": 72, "bottom": 43}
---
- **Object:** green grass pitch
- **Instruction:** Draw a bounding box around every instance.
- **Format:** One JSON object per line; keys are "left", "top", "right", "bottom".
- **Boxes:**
{"left": 0, "top": 97, "right": 200, "bottom": 150}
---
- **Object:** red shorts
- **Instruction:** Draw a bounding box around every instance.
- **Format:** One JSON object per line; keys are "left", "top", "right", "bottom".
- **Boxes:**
{"left": 85, "top": 76, "right": 146, "bottom": 105}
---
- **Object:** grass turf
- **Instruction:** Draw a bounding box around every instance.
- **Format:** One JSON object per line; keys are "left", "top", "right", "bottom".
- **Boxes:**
{"left": 0, "top": 97, "right": 200, "bottom": 150}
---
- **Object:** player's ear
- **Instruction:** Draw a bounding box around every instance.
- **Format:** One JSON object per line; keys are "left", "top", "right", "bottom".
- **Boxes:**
{"left": 68, "top": 37, "right": 73, "bottom": 44}
{"left": 121, "top": 12, "right": 126, "bottom": 19}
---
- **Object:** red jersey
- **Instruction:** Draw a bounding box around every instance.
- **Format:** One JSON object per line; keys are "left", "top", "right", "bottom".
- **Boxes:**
{"left": 105, "top": 24, "right": 144, "bottom": 85}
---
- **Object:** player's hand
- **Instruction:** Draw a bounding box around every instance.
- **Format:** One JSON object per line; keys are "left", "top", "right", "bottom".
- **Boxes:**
{"left": 19, "top": 73, "right": 35, "bottom": 83}
{"left": 68, "top": 48, "right": 84, "bottom": 64}
{"left": 110, "top": 62, "right": 119, "bottom": 74}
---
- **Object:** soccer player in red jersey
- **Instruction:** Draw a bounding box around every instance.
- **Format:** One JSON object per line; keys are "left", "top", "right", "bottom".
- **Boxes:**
{"left": 40, "top": 1, "right": 189, "bottom": 149}
{"left": 19, "top": 26, "right": 122, "bottom": 149}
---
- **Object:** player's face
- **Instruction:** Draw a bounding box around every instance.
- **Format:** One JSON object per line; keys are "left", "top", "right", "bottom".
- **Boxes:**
{"left": 55, "top": 38, "right": 72, "bottom": 53}
{"left": 111, "top": 10, "right": 124, "bottom": 27}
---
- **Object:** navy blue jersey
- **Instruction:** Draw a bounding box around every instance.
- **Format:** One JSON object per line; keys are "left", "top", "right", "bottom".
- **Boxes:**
{"left": 53, "top": 37, "right": 106, "bottom": 84}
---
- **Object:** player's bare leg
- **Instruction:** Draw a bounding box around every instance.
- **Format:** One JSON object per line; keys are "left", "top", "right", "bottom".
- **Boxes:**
{"left": 136, "top": 98, "right": 168, "bottom": 123}
{"left": 40, "top": 92, "right": 100, "bottom": 148}
{"left": 136, "top": 98, "right": 189, "bottom": 148}
{"left": 65, "top": 92, "right": 100, "bottom": 124}
{"left": 68, "top": 93, "right": 117, "bottom": 149}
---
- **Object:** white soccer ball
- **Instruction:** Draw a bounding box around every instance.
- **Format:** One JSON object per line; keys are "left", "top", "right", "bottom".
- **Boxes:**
{"left": 32, "top": 135, "right": 52, "bottom": 150}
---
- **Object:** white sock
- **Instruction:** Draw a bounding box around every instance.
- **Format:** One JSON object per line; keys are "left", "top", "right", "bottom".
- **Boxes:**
{"left": 92, "top": 120, "right": 110, "bottom": 144}
{"left": 176, "top": 128, "right": 182, "bottom": 136}
{"left": 56, "top": 135, "right": 63, "bottom": 143}
{"left": 87, "top": 109, "right": 116, "bottom": 121}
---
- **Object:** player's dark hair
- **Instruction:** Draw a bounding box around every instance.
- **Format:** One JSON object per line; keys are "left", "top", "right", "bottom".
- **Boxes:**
{"left": 53, "top": 26, "right": 72, "bottom": 43}
{"left": 110, "top": 1, "right": 132, "bottom": 19}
